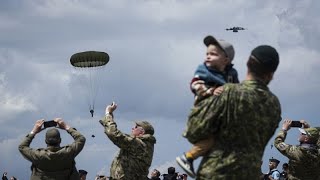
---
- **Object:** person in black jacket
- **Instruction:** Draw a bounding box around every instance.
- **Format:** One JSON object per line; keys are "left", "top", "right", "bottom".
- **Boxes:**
{"left": 162, "top": 167, "right": 178, "bottom": 180}
{"left": 2, "top": 172, "right": 8, "bottom": 180}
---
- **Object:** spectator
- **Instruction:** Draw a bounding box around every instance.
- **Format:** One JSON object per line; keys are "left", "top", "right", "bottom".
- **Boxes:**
{"left": 280, "top": 163, "right": 288, "bottom": 180}
{"left": 18, "top": 118, "right": 86, "bottom": 180}
{"left": 79, "top": 169, "right": 88, "bottom": 180}
{"left": 274, "top": 119, "right": 320, "bottom": 179}
{"left": 9, "top": 177, "right": 16, "bottom": 180}
{"left": 183, "top": 45, "right": 281, "bottom": 179}
{"left": 177, "top": 173, "right": 188, "bottom": 180}
{"left": 162, "top": 167, "right": 177, "bottom": 180}
{"left": 176, "top": 35, "right": 239, "bottom": 177}
{"left": 2, "top": 172, "right": 8, "bottom": 180}
{"left": 264, "top": 158, "right": 280, "bottom": 180}
{"left": 99, "top": 102, "right": 156, "bottom": 179}
{"left": 149, "top": 169, "right": 161, "bottom": 180}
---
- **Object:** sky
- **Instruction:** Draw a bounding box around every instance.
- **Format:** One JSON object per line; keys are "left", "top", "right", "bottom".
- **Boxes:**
{"left": 0, "top": 0, "right": 320, "bottom": 179}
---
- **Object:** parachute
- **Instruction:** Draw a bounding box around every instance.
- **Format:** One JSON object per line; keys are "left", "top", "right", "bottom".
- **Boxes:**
{"left": 70, "top": 51, "right": 109, "bottom": 117}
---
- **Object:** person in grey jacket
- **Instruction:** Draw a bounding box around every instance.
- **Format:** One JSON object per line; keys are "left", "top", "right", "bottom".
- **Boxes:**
{"left": 19, "top": 118, "right": 86, "bottom": 180}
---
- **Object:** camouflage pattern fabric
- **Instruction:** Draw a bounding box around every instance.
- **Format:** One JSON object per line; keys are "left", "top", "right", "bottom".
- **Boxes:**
{"left": 274, "top": 130, "right": 320, "bottom": 180}
{"left": 184, "top": 80, "right": 281, "bottom": 179}
{"left": 18, "top": 128, "right": 86, "bottom": 180}
{"left": 100, "top": 115, "right": 156, "bottom": 180}
{"left": 315, "top": 127, "right": 320, "bottom": 148}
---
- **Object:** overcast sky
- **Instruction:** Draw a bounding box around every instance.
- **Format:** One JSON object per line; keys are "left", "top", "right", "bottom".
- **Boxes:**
{"left": 1, "top": 0, "right": 320, "bottom": 179}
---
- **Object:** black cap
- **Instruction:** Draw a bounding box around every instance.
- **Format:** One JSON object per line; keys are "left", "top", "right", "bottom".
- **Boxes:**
{"left": 251, "top": 45, "right": 279, "bottom": 72}
{"left": 79, "top": 169, "right": 88, "bottom": 175}
{"left": 269, "top": 158, "right": 280, "bottom": 165}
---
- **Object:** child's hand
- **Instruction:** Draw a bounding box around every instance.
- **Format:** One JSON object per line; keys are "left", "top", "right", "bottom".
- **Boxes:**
{"left": 191, "top": 80, "right": 208, "bottom": 96}
{"left": 213, "top": 86, "right": 224, "bottom": 96}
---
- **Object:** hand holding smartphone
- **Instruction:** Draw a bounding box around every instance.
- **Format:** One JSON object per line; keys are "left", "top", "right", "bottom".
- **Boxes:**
{"left": 291, "top": 121, "right": 303, "bottom": 128}
{"left": 44, "top": 120, "right": 57, "bottom": 128}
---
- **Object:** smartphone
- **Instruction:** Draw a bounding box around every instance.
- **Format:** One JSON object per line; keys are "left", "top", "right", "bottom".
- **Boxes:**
{"left": 291, "top": 121, "right": 302, "bottom": 128}
{"left": 44, "top": 120, "right": 57, "bottom": 128}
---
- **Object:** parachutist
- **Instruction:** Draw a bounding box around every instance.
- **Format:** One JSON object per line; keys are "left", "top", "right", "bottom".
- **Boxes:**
{"left": 91, "top": 134, "right": 95, "bottom": 138}
{"left": 70, "top": 51, "right": 109, "bottom": 120}
{"left": 90, "top": 109, "right": 94, "bottom": 117}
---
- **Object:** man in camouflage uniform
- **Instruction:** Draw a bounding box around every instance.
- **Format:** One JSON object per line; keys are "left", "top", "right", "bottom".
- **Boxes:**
{"left": 274, "top": 119, "right": 320, "bottom": 179}
{"left": 18, "top": 118, "right": 86, "bottom": 180}
{"left": 184, "top": 45, "right": 281, "bottom": 179}
{"left": 99, "top": 102, "right": 156, "bottom": 180}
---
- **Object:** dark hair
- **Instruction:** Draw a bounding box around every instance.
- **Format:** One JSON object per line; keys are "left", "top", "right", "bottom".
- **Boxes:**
{"left": 153, "top": 169, "right": 160, "bottom": 177}
{"left": 283, "top": 163, "right": 289, "bottom": 168}
{"left": 247, "top": 55, "right": 276, "bottom": 84}
{"left": 168, "top": 167, "right": 175, "bottom": 174}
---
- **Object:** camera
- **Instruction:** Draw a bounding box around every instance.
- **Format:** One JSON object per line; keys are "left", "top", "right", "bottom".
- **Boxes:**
{"left": 291, "top": 121, "right": 303, "bottom": 128}
{"left": 44, "top": 120, "right": 57, "bottom": 128}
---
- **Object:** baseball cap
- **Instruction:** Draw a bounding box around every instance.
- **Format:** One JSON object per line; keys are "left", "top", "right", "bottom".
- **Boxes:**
{"left": 203, "top": 35, "right": 235, "bottom": 61}
{"left": 251, "top": 45, "right": 279, "bottom": 72}
{"left": 45, "top": 128, "right": 61, "bottom": 145}
{"left": 299, "top": 128, "right": 320, "bottom": 143}
{"left": 135, "top": 121, "right": 154, "bottom": 135}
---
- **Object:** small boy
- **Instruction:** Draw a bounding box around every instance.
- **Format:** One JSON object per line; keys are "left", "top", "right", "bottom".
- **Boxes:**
{"left": 176, "top": 35, "right": 239, "bottom": 177}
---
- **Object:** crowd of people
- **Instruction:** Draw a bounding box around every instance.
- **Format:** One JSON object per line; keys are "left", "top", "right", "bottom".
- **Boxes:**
{"left": 4, "top": 34, "right": 319, "bottom": 180}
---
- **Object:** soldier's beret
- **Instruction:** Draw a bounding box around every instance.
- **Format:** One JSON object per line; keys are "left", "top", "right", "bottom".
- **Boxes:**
{"left": 136, "top": 121, "right": 154, "bottom": 135}
{"left": 251, "top": 45, "right": 279, "bottom": 72}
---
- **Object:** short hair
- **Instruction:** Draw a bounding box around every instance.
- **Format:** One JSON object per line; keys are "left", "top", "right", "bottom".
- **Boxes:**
{"left": 247, "top": 56, "right": 273, "bottom": 78}
{"left": 168, "top": 167, "right": 175, "bottom": 174}
{"left": 283, "top": 163, "right": 289, "bottom": 168}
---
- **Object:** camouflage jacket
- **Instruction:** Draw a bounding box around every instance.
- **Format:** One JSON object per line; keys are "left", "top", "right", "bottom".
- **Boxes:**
{"left": 274, "top": 130, "right": 320, "bottom": 180}
{"left": 184, "top": 80, "right": 281, "bottom": 179}
{"left": 18, "top": 128, "right": 86, "bottom": 180}
{"left": 100, "top": 115, "right": 156, "bottom": 180}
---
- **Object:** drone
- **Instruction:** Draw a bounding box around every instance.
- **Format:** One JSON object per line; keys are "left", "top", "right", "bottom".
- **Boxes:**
{"left": 226, "top": 26, "right": 246, "bottom": 32}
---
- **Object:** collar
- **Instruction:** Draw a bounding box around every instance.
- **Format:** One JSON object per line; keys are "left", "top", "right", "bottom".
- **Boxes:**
{"left": 300, "top": 143, "right": 317, "bottom": 149}
{"left": 242, "top": 80, "right": 269, "bottom": 91}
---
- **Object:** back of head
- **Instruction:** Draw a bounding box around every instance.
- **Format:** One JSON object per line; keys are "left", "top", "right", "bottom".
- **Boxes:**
{"left": 247, "top": 45, "right": 279, "bottom": 78}
{"left": 45, "top": 128, "right": 61, "bottom": 146}
{"left": 167, "top": 166, "right": 175, "bottom": 174}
